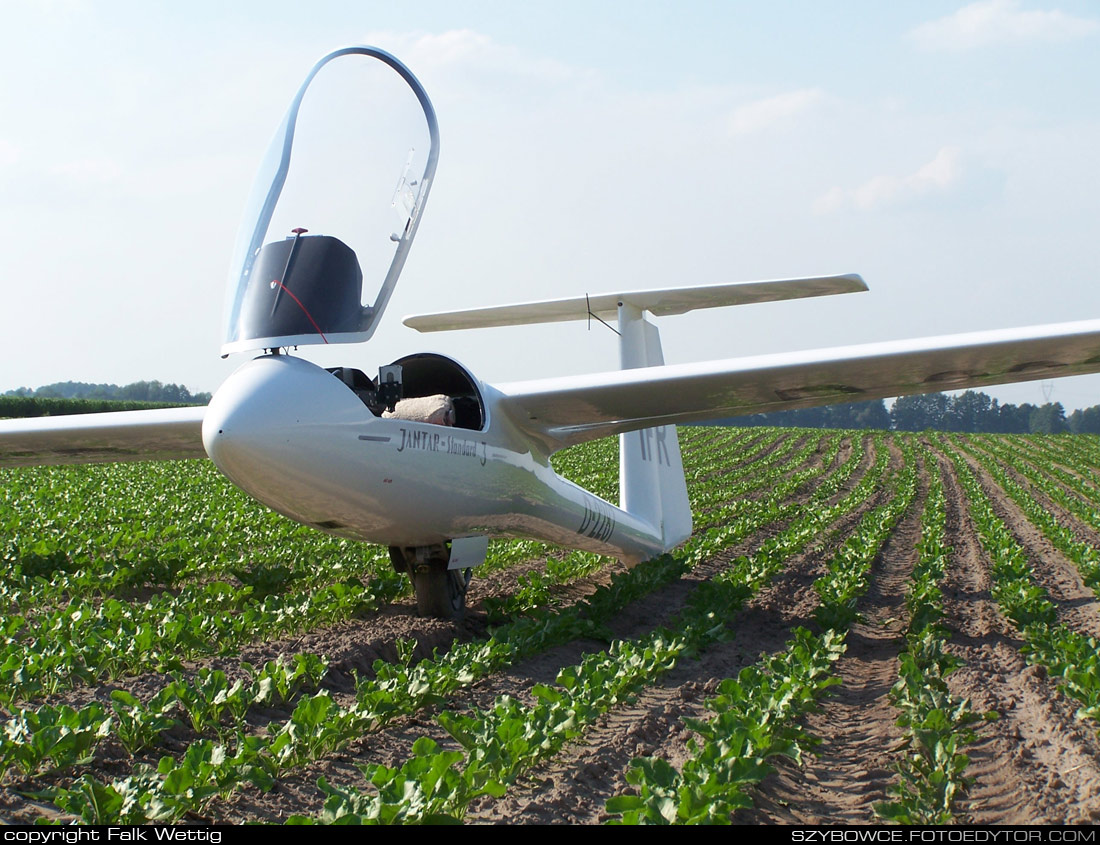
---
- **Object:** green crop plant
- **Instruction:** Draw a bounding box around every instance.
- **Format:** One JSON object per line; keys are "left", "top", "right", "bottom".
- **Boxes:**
{"left": 876, "top": 451, "right": 983, "bottom": 825}
{"left": 940, "top": 438, "right": 1100, "bottom": 728}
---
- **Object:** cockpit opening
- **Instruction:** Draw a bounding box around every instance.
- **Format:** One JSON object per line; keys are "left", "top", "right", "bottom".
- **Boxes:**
{"left": 327, "top": 352, "right": 485, "bottom": 431}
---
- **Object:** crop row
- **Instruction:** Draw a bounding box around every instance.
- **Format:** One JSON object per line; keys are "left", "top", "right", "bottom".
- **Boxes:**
{"left": 1007, "top": 435, "right": 1100, "bottom": 502}
{"left": 0, "top": 461, "right": 392, "bottom": 603}
{"left": 993, "top": 435, "right": 1100, "bottom": 515}
{"left": 1029, "top": 433, "right": 1100, "bottom": 472}
{"left": 605, "top": 438, "right": 919, "bottom": 823}
{"left": 687, "top": 431, "right": 821, "bottom": 516}
{"left": 875, "top": 449, "right": 981, "bottom": 824}
{"left": 0, "top": 563, "right": 398, "bottom": 705}
{"left": 940, "top": 440, "right": 1100, "bottom": 726}
{"left": 955, "top": 436, "right": 1100, "bottom": 596}
{"left": 0, "top": 654, "right": 327, "bottom": 780}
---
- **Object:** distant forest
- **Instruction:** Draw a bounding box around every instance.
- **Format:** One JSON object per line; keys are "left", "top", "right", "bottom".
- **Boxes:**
{"left": 1, "top": 381, "right": 210, "bottom": 418}
{"left": 4, "top": 381, "right": 211, "bottom": 404}
{"left": 725, "top": 390, "right": 1100, "bottom": 434}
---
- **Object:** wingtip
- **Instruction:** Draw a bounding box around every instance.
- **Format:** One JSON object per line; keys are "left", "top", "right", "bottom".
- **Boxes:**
{"left": 843, "top": 273, "right": 869, "bottom": 291}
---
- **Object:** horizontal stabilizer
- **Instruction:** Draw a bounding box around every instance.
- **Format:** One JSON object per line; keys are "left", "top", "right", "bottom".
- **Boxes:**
{"left": 403, "top": 274, "right": 866, "bottom": 332}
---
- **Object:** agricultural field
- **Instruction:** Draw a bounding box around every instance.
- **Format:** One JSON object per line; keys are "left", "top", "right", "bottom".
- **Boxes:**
{"left": 2, "top": 427, "right": 1100, "bottom": 824}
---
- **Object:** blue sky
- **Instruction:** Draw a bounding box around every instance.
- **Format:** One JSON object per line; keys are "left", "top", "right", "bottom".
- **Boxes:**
{"left": 1, "top": 1, "right": 1098, "bottom": 410}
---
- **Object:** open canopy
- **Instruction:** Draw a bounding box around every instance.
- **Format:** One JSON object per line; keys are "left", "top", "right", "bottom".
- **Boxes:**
{"left": 221, "top": 47, "right": 439, "bottom": 355}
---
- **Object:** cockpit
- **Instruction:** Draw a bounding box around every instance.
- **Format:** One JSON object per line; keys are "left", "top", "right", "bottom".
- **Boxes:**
{"left": 328, "top": 353, "right": 486, "bottom": 432}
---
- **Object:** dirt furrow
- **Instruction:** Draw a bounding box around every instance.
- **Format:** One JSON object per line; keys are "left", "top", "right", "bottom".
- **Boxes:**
{"left": 956, "top": 449, "right": 1100, "bottom": 639}
{"left": 937, "top": 453, "right": 1100, "bottom": 825}
{"left": 737, "top": 452, "right": 923, "bottom": 824}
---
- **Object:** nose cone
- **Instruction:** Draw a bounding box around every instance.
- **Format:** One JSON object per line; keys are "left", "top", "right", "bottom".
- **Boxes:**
{"left": 203, "top": 354, "right": 369, "bottom": 518}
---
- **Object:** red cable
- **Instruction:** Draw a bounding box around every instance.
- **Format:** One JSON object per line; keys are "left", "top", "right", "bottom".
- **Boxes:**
{"left": 270, "top": 280, "right": 329, "bottom": 343}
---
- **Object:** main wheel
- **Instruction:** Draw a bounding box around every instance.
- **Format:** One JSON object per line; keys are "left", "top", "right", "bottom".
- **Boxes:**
{"left": 411, "top": 560, "right": 470, "bottom": 619}
{"left": 391, "top": 545, "right": 471, "bottom": 620}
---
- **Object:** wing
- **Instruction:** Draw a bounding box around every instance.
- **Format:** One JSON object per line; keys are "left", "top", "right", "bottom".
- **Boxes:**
{"left": 494, "top": 319, "right": 1100, "bottom": 452}
{"left": 0, "top": 406, "right": 207, "bottom": 468}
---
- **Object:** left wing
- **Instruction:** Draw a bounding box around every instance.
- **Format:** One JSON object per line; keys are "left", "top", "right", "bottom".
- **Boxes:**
{"left": 494, "top": 318, "right": 1100, "bottom": 452}
{"left": 0, "top": 406, "right": 207, "bottom": 468}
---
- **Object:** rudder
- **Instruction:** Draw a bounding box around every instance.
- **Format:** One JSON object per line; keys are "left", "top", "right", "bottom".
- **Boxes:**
{"left": 618, "top": 303, "right": 692, "bottom": 551}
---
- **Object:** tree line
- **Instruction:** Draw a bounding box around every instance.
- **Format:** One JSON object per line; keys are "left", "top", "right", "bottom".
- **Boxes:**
{"left": 0, "top": 396, "right": 202, "bottom": 419}
{"left": 1, "top": 381, "right": 210, "bottom": 418}
{"left": 724, "top": 390, "right": 1099, "bottom": 434}
{"left": 4, "top": 381, "right": 211, "bottom": 405}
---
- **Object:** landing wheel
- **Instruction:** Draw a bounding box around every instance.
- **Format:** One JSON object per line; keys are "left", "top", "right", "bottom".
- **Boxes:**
{"left": 412, "top": 560, "right": 471, "bottom": 619}
{"left": 391, "top": 545, "right": 471, "bottom": 620}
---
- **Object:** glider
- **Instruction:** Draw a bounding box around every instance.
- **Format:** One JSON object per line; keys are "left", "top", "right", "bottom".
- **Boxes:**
{"left": 3, "top": 46, "right": 1100, "bottom": 618}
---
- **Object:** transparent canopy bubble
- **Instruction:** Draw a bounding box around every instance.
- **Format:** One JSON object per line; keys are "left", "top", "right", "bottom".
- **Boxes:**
{"left": 221, "top": 47, "right": 439, "bottom": 355}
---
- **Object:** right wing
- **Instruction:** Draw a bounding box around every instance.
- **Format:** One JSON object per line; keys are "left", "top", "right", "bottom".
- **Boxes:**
{"left": 494, "top": 318, "right": 1100, "bottom": 452}
{"left": 0, "top": 406, "right": 207, "bottom": 468}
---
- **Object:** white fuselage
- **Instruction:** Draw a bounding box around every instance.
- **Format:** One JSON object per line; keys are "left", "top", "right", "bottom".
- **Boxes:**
{"left": 201, "top": 353, "right": 662, "bottom": 562}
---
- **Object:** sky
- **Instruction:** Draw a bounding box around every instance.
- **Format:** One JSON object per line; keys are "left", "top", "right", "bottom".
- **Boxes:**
{"left": 1, "top": 0, "right": 1098, "bottom": 410}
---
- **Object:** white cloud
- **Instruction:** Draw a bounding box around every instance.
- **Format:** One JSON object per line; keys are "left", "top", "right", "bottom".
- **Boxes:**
{"left": 360, "top": 29, "right": 582, "bottom": 83}
{"left": 815, "top": 146, "right": 963, "bottom": 213}
{"left": 727, "top": 88, "right": 824, "bottom": 137}
{"left": 911, "top": 0, "right": 1099, "bottom": 51}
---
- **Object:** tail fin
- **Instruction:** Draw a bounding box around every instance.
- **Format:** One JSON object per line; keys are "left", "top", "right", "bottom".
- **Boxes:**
{"left": 618, "top": 303, "right": 692, "bottom": 551}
